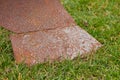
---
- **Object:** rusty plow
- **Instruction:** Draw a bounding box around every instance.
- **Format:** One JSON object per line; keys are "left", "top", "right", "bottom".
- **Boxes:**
{"left": 0, "top": 0, "right": 102, "bottom": 65}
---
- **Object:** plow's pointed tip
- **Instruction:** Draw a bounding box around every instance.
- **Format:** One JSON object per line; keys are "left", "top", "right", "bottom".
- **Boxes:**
{"left": 10, "top": 26, "right": 102, "bottom": 65}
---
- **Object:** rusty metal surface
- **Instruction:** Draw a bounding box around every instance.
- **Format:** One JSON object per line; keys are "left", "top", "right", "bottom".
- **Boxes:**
{"left": 0, "top": 0, "right": 102, "bottom": 65}
{"left": 0, "top": 0, "right": 75, "bottom": 33}
{"left": 10, "top": 26, "right": 101, "bottom": 65}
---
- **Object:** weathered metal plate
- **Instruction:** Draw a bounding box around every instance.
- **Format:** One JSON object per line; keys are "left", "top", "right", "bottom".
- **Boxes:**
{"left": 0, "top": 0, "right": 75, "bottom": 33}
{"left": 10, "top": 26, "right": 101, "bottom": 65}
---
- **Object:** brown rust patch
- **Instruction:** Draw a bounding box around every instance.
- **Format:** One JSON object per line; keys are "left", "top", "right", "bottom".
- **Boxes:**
{"left": 0, "top": 0, "right": 75, "bottom": 33}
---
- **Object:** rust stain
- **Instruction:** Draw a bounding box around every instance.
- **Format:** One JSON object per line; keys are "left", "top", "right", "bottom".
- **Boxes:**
{"left": 10, "top": 26, "right": 101, "bottom": 65}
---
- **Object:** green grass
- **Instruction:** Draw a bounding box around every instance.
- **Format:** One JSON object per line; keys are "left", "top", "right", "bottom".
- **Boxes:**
{"left": 0, "top": 0, "right": 120, "bottom": 79}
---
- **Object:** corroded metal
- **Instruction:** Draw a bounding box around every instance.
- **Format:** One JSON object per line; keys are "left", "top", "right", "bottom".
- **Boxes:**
{"left": 0, "top": 0, "right": 102, "bottom": 65}
{"left": 0, "top": 0, "right": 75, "bottom": 33}
{"left": 10, "top": 26, "right": 101, "bottom": 65}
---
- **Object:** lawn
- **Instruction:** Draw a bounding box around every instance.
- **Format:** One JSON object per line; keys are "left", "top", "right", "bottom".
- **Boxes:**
{"left": 0, "top": 0, "right": 120, "bottom": 79}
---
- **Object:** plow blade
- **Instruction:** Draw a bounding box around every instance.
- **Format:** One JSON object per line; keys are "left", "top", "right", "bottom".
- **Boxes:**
{"left": 0, "top": 0, "right": 74, "bottom": 33}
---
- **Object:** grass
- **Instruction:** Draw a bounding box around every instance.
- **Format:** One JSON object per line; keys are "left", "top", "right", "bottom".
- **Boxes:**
{"left": 0, "top": 0, "right": 120, "bottom": 79}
